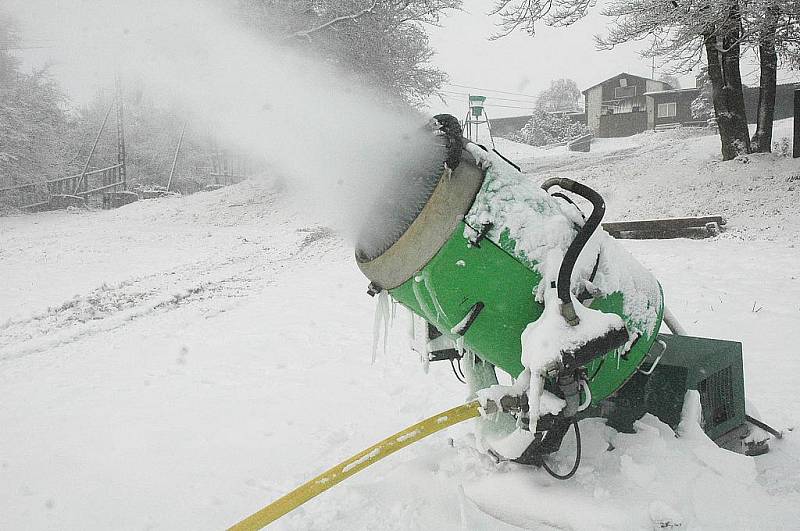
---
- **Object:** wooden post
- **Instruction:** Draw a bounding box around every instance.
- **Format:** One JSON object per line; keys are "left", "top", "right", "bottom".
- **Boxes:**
{"left": 794, "top": 89, "right": 800, "bottom": 158}
{"left": 74, "top": 99, "right": 114, "bottom": 195}
{"left": 115, "top": 75, "right": 127, "bottom": 188}
{"left": 166, "top": 122, "right": 187, "bottom": 192}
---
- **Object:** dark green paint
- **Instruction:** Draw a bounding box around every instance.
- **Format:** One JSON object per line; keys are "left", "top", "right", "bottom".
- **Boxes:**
{"left": 389, "top": 222, "right": 662, "bottom": 403}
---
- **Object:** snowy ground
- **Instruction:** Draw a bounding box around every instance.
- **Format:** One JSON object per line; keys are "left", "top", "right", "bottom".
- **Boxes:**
{"left": 2, "top": 128, "right": 800, "bottom": 529}
{"left": 497, "top": 119, "right": 800, "bottom": 243}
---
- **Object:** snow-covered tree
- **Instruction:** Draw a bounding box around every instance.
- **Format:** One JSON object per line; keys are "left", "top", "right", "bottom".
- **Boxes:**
{"left": 234, "top": 1, "right": 460, "bottom": 107}
{"left": 510, "top": 109, "right": 590, "bottom": 146}
{"left": 535, "top": 78, "right": 583, "bottom": 112}
{"left": 745, "top": 0, "right": 800, "bottom": 152}
{"left": 658, "top": 74, "right": 680, "bottom": 89}
{"left": 690, "top": 67, "right": 713, "bottom": 120}
{"left": 488, "top": 0, "right": 755, "bottom": 160}
{"left": 0, "top": 13, "right": 79, "bottom": 190}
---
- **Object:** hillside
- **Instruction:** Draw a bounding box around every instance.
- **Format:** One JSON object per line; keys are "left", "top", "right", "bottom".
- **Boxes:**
{"left": 495, "top": 119, "right": 800, "bottom": 243}
{"left": 1, "top": 127, "right": 799, "bottom": 530}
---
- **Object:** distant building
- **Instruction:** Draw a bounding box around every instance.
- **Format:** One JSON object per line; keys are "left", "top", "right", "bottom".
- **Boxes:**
{"left": 645, "top": 82, "right": 800, "bottom": 131}
{"left": 488, "top": 72, "right": 799, "bottom": 140}
{"left": 643, "top": 87, "right": 707, "bottom": 130}
{"left": 582, "top": 73, "right": 672, "bottom": 138}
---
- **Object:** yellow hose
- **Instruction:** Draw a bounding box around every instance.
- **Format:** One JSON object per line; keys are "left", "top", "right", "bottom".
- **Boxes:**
{"left": 228, "top": 400, "right": 482, "bottom": 530}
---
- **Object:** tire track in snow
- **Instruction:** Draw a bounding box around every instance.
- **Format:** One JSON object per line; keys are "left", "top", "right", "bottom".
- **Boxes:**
{"left": 0, "top": 226, "right": 340, "bottom": 362}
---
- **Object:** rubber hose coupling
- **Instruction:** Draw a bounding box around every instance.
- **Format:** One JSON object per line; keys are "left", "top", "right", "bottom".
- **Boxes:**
{"left": 558, "top": 372, "right": 581, "bottom": 418}
{"left": 560, "top": 300, "right": 581, "bottom": 327}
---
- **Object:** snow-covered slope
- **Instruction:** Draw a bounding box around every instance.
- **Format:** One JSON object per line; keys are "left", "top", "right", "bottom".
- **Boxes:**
{"left": 1, "top": 136, "right": 799, "bottom": 529}
{"left": 500, "top": 119, "right": 800, "bottom": 243}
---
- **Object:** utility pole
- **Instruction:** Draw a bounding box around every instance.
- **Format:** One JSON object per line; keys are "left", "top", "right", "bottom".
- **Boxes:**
{"left": 74, "top": 99, "right": 114, "bottom": 196}
{"left": 115, "top": 74, "right": 127, "bottom": 188}
{"left": 794, "top": 89, "right": 800, "bottom": 158}
{"left": 166, "top": 122, "right": 187, "bottom": 192}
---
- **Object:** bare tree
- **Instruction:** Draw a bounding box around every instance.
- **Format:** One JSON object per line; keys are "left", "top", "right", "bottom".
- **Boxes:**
{"left": 491, "top": 0, "right": 756, "bottom": 160}
{"left": 488, "top": 0, "right": 594, "bottom": 39}
{"left": 235, "top": 1, "right": 461, "bottom": 106}
{"left": 745, "top": 1, "right": 800, "bottom": 152}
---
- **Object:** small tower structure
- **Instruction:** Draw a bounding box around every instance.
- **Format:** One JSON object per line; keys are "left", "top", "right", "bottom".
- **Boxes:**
{"left": 463, "top": 95, "right": 495, "bottom": 148}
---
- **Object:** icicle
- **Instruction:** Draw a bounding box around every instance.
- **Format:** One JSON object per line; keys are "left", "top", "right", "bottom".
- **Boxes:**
{"left": 455, "top": 336, "right": 465, "bottom": 358}
{"left": 407, "top": 306, "right": 416, "bottom": 353}
{"left": 371, "top": 290, "right": 391, "bottom": 364}
{"left": 422, "top": 272, "right": 449, "bottom": 323}
{"left": 412, "top": 274, "right": 438, "bottom": 324}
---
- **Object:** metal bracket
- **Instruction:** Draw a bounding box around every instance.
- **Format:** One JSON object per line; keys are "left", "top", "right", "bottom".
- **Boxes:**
{"left": 366, "top": 282, "right": 382, "bottom": 297}
{"left": 451, "top": 301, "right": 485, "bottom": 336}
{"left": 638, "top": 339, "right": 667, "bottom": 375}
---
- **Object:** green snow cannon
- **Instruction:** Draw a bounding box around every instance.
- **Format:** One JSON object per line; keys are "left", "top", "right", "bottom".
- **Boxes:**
{"left": 356, "top": 115, "right": 664, "bottom": 406}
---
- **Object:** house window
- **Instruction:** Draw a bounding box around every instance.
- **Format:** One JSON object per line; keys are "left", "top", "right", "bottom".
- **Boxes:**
{"left": 615, "top": 86, "right": 636, "bottom": 98}
{"left": 657, "top": 102, "right": 677, "bottom": 118}
{"left": 619, "top": 78, "right": 628, "bottom": 87}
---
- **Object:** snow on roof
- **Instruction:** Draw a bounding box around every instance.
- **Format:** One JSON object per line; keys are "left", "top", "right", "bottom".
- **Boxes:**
{"left": 581, "top": 72, "right": 668, "bottom": 94}
{"left": 643, "top": 87, "right": 702, "bottom": 96}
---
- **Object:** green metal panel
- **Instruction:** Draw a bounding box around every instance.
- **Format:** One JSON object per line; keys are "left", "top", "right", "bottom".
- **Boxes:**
{"left": 390, "top": 221, "right": 662, "bottom": 403}
{"left": 603, "top": 334, "right": 746, "bottom": 442}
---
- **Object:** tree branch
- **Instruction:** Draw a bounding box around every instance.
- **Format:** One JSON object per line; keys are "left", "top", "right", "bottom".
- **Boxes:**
{"left": 284, "top": 1, "right": 379, "bottom": 41}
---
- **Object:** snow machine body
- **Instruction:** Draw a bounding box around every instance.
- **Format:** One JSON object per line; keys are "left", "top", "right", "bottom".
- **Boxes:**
{"left": 356, "top": 127, "right": 663, "bottom": 404}
{"left": 355, "top": 115, "right": 764, "bottom": 465}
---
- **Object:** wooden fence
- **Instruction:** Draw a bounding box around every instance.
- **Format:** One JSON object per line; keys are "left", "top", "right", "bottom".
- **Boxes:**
{"left": 0, "top": 163, "right": 126, "bottom": 211}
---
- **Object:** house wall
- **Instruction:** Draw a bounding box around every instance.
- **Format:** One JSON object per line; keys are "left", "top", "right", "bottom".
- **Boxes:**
{"left": 743, "top": 84, "right": 799, "bottom": 122}
{"left": 599, "top": 111, "right": 648, "bottom": 137}
{"left": 650, "top": 90, "right": 703, "bottom": 127}
{"left": 645, "top": 83, "right": 799, "bottom": 129}
{"left": 600, "top": 74, "right": 649, "bottom": 102}
{"left": 646, "top": 79, "right": 670, "bottom": 93}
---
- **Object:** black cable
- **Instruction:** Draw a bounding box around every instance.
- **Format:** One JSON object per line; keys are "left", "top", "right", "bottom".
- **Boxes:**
{"left": 450, "top": 358, "right": 466, "bottom": 384}
{"left": 542, "top": 420, "right": 581, "bottom": 480}
{"left": 746, "top": 414, "right": 784, "bottom": 439}
{"left": 456, "top": 357, "right": 466, "bottom": 380}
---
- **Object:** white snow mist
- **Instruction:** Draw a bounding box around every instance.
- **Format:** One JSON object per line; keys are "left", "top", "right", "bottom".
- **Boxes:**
{"left": 8, "top": 0, "right": 442, "bottom": 240}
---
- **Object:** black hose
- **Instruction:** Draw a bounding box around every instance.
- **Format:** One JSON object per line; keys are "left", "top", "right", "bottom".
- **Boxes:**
{"left": 541, "top": 178, "right": 606, "bottom": 325}
{"left": 450, "top": 358, "right": 466, "bottom": 384}
{"left": 542, "top": 420, "right": 581, "bottom": 480}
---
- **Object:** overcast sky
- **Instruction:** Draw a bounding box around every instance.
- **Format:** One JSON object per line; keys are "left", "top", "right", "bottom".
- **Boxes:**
{"left": 10, "top": 0, "right": 798, "bottom": 119}
{"left": 424, "top": 0, "right": 798, "bottom": 118}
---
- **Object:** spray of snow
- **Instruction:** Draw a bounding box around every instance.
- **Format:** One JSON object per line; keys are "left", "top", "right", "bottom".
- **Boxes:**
{"left": 7, "top": 0, "right": 436, "bottom": 243}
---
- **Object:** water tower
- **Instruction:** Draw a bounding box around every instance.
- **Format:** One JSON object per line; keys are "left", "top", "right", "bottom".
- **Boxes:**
{"left": 463, "top": 95, "right": 495, "bottom": 148}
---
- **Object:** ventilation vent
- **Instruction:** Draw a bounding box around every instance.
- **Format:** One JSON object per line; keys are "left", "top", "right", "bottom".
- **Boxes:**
{"left": 698, "top": 366, "right": 735, "bottom": 429}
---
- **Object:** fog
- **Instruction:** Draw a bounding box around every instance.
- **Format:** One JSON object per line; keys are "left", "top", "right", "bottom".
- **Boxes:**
{"left": 7, "top": 0, "right": 440, "bottom": 241}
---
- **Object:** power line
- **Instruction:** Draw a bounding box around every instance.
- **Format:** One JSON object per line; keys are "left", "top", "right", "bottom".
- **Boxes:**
{"left": 483, "top": 103, "right": 535, "bottom": 110}
{"left": 444, "top": 83, "right": 538, "bottom": 99}
{"left": 439, "top": 90, "right": 539, "bottom": 105}
{"left": 3, "top": 46, "right": 57, "bottom": 50}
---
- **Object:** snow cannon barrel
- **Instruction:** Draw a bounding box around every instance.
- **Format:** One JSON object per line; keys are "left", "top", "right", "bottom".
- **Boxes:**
{"left": 355, "top": 115, "right": 664, "bottom": 404}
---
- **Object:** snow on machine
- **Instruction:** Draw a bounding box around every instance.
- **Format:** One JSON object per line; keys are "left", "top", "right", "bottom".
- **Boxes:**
{"left": 228, "top": 114, "right": 777, "bottom": 530}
